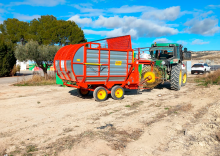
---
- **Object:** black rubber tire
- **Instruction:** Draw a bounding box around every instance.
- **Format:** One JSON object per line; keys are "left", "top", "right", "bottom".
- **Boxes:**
{"left": 191, "top": 71, "right": 194, "bottom": 75}
{"left": 77, "top": 88, "right": 90, "bottom": 97}
{"left": 171, "top": 64, "right": 182, "bottom": 91}
{"left": 182, "top": 70, "right": 187, "bottom": 87}
{"left": 111, "top": 85, "right": 124, "bottom": 100}
{"left": 93, "top": 87, "right": 108, "bottom": 102}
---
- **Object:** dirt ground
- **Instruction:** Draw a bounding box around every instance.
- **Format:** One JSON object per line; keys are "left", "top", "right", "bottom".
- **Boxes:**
{"left": 0, "top": 80, "right": 220, "bottom": 156}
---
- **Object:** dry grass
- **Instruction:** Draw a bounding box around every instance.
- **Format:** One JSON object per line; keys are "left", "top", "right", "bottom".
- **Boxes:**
{"left": 191, "top": 70, "right": 220, "bottom": 86}
{"left": 125, "top": 101, "right": 144, "bottom": 109}
{"left": 63, "top": 128, "right": 73, "bottom": 133}
{"left": 193, "top": 102, "right": 215, "bottom": 119}
{"left": 204, "top": 70, "right": 220, "bottom": 85}
{"left": 14, "top": 74, "right": 56, "bottom": 86}
{"left": 11, "top": 64, "right": 17, "bottom": 76}
{"left": 145, "top": 103, "right": 193, "bottom": 126}
{"left": 41, "top": 130, "right": 97, "bottom": 155}
{"left": 99, "top": 127, "right": 143, "bottom": 151}
{"left": 13, "top": 127, "right": 143, "bottom": 155}
{"left": 216, "top": 131, "right": 220, "bottom": 142}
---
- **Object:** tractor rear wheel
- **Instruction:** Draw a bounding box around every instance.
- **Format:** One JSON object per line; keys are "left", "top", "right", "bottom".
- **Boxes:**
{"left": 182, "top": 70, "right": 187, "bottom": 86}
{"left": 111, "top": 85, "right": 124, "bottom": 100}
{"left": 77, "top": 88, "right": 90, "bottom": 97}
{"left": 93, "top": 87, "right": 108, "bottom": 102}
{"left": 171, "top": 64, "right": 182, "bottom": 91}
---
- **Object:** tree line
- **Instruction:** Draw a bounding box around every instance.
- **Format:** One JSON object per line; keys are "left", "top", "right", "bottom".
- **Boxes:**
{"left": 0, "top": 15, "right": 87, "bottom": 77}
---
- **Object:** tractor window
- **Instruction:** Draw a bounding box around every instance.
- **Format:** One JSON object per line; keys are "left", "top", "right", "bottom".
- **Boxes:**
{"left": 150, "top": 47, "right": 174, "bottom": 60}
{"left": 177, "top": 47, "right": 180, "bottom": 58}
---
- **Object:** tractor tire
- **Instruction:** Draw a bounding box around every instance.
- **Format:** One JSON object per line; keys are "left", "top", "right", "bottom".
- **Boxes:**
{"left": 111, "top": 85, "right": 124, "bottom": 100}
{"left": 171, "top": 64, "right": 182, "bottom": 91}
{"left": 93, "top": 87, "right": 108, "bottom": 102}
{"left": 77, "top": 88, "right": 90, "bottom": 97}
{"left": 182, "top": 70, "right": 187, "bottom": 87}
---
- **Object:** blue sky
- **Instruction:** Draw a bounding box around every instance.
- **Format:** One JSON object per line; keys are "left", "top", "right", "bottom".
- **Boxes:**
{"left": 0, "top": 0, "right": 220, "bottom": 51}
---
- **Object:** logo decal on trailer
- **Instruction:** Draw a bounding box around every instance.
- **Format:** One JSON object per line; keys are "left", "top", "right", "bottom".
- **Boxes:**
{"left": 115, "top": 61, "right": 122, "bottom": 66}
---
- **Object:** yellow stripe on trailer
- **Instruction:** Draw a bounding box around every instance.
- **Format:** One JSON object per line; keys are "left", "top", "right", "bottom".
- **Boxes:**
{"left": 133, "top": 50, "right": 134, "bottom": 62}
{"left": 84, "top": 63, "right": 102, "bottom": 66}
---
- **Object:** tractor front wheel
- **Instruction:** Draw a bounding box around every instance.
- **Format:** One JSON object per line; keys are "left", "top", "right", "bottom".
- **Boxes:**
{"left": 171, "top": 64, "right": 182, "bottom": 91}
{"left": 93, "top": 87, "right": 108, "bottom": 102}
{"left": 111, "top": 85, "right": 124, "bottom": 100}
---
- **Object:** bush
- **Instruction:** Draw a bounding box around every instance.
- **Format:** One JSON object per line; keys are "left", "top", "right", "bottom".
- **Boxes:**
{"left": 16, "top": 64, "right": 21, "bottom": 73}
{"left": 194, "top": 70, "right": 220, "bottom": 86}
{"left": 0, "top": 38, "right": 16, "bottom": 77}
{"left": 11, "top": 65, "right": 17, "bottom": 76}
{"left": 204, "top": 70, "right": 220, "bottom": 85}
{"left": 14, "top": 72, "right": 56, "bottom": 86}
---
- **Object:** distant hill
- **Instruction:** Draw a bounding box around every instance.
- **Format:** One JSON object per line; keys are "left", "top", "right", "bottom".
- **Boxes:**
{"left": 191, "top": 51, "right": 220, "bottom": 63}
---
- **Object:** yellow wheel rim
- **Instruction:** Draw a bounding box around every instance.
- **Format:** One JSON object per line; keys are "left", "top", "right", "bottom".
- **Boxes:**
{"left": 179, "top": 70, "right": 182, "bottom": 86}
{"left": 144, "top": 72, "right": 155, "bottom": 83}
{"left": 97, "top": 89, "right": 106, "bottom": 100}
{"left": 81, "top": 89, "right": 89, "bottom": 95}
{"left": 183, "top": 73, "right": 187, "bottom": 84}
{"left": 115, "top": 88, "right": 123, "bottom": 98}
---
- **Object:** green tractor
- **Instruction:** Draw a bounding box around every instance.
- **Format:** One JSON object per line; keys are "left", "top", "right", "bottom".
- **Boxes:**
{"left": 138, "top": 43, "right": 188, "bottom": 90}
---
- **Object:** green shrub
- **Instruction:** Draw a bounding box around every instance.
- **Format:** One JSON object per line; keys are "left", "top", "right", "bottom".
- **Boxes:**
{"left": 0, "top": 38, "right": 16, "bottom": 77}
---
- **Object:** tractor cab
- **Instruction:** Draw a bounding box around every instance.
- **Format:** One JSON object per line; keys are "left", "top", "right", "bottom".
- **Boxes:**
{"left": 149, "top": 43, "right": 183, "bottom": 63}
{"left": 150, "top": 47, "right": 174, "bottom": 60}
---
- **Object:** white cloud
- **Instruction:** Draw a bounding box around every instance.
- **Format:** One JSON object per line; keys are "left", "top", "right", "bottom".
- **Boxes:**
{"left": 184, "top": 18, "right": 220, "bottom": 36}
{"left": 180, "top": 9, "right": 214, "bottom": 19}
{"left": 92, "top": 0, "right": 105, "bottom": 3}
{"left": 73, "top": 4, "right": 104, "bottom": 16}
{"left": 207, "top": 5, "right": 220, "bottom": 9}
{"left": 142, "top": 6, "right": 180, "bottom": 21}
{"left": 93, "top": 15, "right": 178, "bottom": 38}
{"left": 177, "top": 40, "right": 188, "bottom": 46}
{"left": 68, "top": 15, "right": 92, "bottom": 25}
{"left": 72, "top": 5, "right": 182, "bottom": 20}
{"left": 192, "top": 39, "right": 210, "bottom": 45}
{"left": 83, "top": 29, "right": 108, "bottom": 36}
{"left": 83, "top": 28, "right": 138, "bottom": 39}
{"left": 13, "top": 13, "right": 40, "bottom": 21}
{"left": 108, "top": 5, "right": 154, "bottom": 13}
{"left": 153, "top": 38, "right": 172, "bottom": 43}
{"left": 165, "top": 24, "right": 179, "bottom": 27}
{"left": 201, "top": 11, "right": 213, "bottom": 18}
{"left": 10, "top": 0, "right": 65, "bottom": 7}
{"left": 0, "top": 8, "right": 4, "bottom": 13}
{"left": 95, "top": 15, "right": 124, "bottom": 28}
{"left": 106, "top": 28, "right": 138, "bottom": 39}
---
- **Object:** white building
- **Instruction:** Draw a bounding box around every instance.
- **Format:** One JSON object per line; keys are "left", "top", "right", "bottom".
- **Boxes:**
{"left": 16, "top": 60, "right": 29, "bottom": 70}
